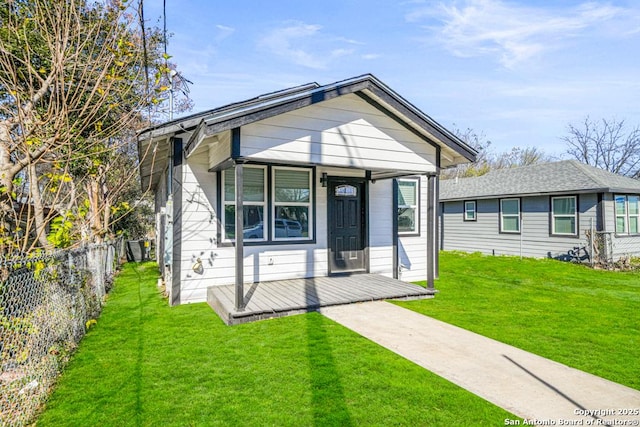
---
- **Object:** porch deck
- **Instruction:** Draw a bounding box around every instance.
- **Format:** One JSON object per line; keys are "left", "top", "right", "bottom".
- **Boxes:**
{"left": 207, "top": 274, "right": 436, "bottom": 325}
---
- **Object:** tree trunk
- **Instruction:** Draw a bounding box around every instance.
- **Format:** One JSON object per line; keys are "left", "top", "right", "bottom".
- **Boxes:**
{"left": 86, "top": 179, "right": 102, "bottom": 242}
{"left": 28, "top": 163, "right": 52, "bottom": 250}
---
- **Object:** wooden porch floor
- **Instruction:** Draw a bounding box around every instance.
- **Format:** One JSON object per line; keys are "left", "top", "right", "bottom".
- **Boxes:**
{"left": 207, "top": 274, "right": 436, "bottom": 325}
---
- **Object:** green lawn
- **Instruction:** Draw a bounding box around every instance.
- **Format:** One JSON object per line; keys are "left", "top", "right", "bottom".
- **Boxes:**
{"left": 36, "top": 262, "right": 514, "bottom": 426}
{"left": 396, "top": 251, "right": 640, "bottom": 391}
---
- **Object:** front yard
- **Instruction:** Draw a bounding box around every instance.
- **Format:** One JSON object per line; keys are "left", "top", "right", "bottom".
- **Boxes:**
{"left": 36, "top": 252, "right": 640, "bottom": 425}
{"left": 397, "top": 251, "right": 640, "bottom": 391}
{"left": 36, "top": 261, "right": 512, "bottom": 426}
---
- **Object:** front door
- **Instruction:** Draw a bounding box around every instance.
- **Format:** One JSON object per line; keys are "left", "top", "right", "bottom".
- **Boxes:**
{"left": 327, "top": 178, "right": 367, "bottom": 274}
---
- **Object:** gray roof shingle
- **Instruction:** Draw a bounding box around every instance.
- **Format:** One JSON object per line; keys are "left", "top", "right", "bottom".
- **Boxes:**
{"left": 439, "top": 160, "right": 640, "bottom": 201}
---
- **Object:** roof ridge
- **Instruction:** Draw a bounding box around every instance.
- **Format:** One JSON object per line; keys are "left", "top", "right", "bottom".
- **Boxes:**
{"left": 565, "top": 160, "right": 604, "bottom": 186}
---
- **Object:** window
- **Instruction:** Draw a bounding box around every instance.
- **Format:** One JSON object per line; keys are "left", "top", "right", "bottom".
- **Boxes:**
{"left": 222, "top": 165, "right": 313, "bottom": 243}
{"left": 551, "top": 196, "right": 577, "bottom": 235}
{"left": 500, "top": 198, "right": 520, "bottom": 233}
{"left": 397, "top": 178, "right": 419, "bottom": 234}
{"left": 273, "top": 167, "right": 312, "bottom": 240}
{"left": 615, "top": 195, "right": 640, "bottom": 235}
{"left": 223, "top": 166, "right": 267, "bottom": 241}
{"left": 464, "top": 201, "right": 476, "bottom": 221}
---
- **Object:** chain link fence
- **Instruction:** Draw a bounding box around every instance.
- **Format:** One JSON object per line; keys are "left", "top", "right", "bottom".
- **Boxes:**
{"left": 0, "top": 239, "right": 125, "bottom": 427}
{"left": 586, "top": 231, "right": 640, "bottom": 269}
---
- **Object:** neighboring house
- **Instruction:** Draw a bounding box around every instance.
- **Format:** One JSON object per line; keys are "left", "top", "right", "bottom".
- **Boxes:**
{"left": 137, "top": 74, "right": 475, "bottom": 305}
{"left": 439, "top": 160, "right": 640, "bottom": 261}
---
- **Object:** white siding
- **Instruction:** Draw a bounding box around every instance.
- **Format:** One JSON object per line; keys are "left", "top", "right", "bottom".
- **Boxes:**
{"left": 176, "top": 155, "right": 219, "bottom": 303}
{"left": 368, "top": 179, "right": 394, "bottom": 277}
{"left": 399, "top": 176, "right": 429, "bottom": 282}
{"left": 174, "top": 93, "right": 446, "bottom": 304}
{"left": 240, "top": 94, "right": 437, "bottom": 173}
{"left": 441, "top": 194, "right": 599, "bottom": 259}
{"left": 174, "top": 153, "right": 436, "bottom": 303}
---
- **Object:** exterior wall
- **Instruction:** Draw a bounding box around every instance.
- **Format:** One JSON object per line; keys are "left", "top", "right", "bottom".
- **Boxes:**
{"left": 368, "top": 179, "right": 394, "bottom": 277}
{"left": 601, "top": 193, "right": 640, "bottom": 259}
{"left": 168, "top": 94, "right": 444, "bottom": 304}
{"left": 239, "top": 94, "right": 438, "bottom": 173}
{"left": 441, "top": 194, "right": 599, "bottom": 259}
{"left": 172, "top": 150, "right": 433, "bottom": 303}
{"left": 398, "top": 176, "right": 429, "bottom": 282}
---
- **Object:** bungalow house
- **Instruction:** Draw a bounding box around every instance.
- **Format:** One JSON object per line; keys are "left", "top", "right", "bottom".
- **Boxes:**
{"left": 439, "top": 160, "right": 640, "bottom": 261}
{"left": 137, "top": 74, "right": 476, "bottom": 308}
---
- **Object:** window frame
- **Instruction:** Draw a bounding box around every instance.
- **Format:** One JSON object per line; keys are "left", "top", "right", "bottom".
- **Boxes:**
{"left": 222, "top": 165, "right": 268, "bottom": 243}
{"left": 220, "top": 165, "right": 315, "bottom": 245}
{"left": 550, "top": 195, "right": 578, "bottom": 236}
{"left": 615, "top": 194, "right": 640, "bottom": 236}
{"left": 499, "top": 198, "right": 520, "bottom": 234}
{"left": 397, "top": 177, "right": 420, "bottom": 236}
{"left": 463, "top": 200, "right": 477, "bottom": 222}
{"left": 272, "top": 166, "right": 313, "bottom": 242}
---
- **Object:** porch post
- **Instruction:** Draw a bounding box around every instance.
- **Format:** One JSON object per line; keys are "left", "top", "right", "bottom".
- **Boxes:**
{"left": 426, "top": 173, "right": 436, "bottom": 290}
{"left": 235, "top": 161, "right": 245, "bottom": 310}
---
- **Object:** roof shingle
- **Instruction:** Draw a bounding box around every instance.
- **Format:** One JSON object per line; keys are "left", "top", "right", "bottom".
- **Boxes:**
{"left": 440, "top": 160, "right": 640, "bottom": 201}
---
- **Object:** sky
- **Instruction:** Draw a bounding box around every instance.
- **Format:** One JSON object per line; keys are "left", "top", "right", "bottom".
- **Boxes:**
{"left": 142, "top": 0, "right": 640, "bottom": 158}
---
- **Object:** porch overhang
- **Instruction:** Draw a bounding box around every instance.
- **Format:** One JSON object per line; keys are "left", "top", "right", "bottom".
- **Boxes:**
{"left": 137, "top": 134, "right": 171, "bottom": 192}
{"left": 182, "top": 75, "right": 475, "bottom": 167}
{"left": 137, "top": 74, "right": 477, "bottom": 193}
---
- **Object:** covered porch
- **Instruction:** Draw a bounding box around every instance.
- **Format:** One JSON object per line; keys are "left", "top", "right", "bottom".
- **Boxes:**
{"left": 207, "top": 274, "right": 435, "bottom": 325}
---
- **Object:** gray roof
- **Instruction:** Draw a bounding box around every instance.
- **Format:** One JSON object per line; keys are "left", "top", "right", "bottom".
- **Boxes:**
{"left": 440, "top": 160, "right": 640, "bottom": 201}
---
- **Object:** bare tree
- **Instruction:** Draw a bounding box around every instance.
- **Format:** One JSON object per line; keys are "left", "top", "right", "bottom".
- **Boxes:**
{"left": 441, "top": 126, "right": 493, "bottom": 179}
{"left": 563, "top": 117, "right": 640, "bottom": 177}
{"left": 493, "top": 146, "right": 553, "bottom": 170}
{"left": 442, "top": 126, "right": 553, "bottom": 179}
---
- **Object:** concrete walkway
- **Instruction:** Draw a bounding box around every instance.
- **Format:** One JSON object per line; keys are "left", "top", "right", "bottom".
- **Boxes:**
{"left": 320, "top": 301, "right": 640, "bottom": 424}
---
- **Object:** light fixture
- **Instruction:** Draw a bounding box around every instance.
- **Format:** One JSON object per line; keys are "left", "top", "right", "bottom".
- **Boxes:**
{"left": 320, "top": 172, "right": 328, "bottom": 187}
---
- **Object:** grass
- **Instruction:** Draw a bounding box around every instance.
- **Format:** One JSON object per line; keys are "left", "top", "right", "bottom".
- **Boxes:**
{"left": 395, "top": 251, "right": 640, "bottom": 391}
{"left": 36, "top": 262, "right": 514, "bottom": 426}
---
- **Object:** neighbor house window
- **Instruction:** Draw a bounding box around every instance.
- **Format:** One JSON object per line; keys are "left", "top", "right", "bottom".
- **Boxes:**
{"left": 273, "top": 167, "right": 312, "bottom": 240}
{"left": 397, "top": 178, "right": 419, "bottom": 234}
{"left": 551, "top": 196, "right": 577, "bottom": 235}
{"left": 464, "top": 201, "right": 476, "bottom": 221}
{"left": 500, "top": 198, "right": 520, "bottom": 233}
{"left": 615, "top": 195, "right": 640, "bottom": 235}
{"left": 222, "top": 166, "right": 267, "bottom": 241}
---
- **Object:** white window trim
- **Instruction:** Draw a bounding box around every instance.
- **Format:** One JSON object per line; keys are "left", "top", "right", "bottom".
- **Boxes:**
{"left": 398, "top": 178, "right": 419, "bottom": 235}
{"left": 551, "top": 196, "right": 577, "bottom": 236}
{"left": 630, "top": 196, "right": 640, "bottom": 235}
{"left": 615, "top": 194, "right": 640, "bottom": 235}
{"left": 464, "top": 200, "right": 477, "bottom": 221}
{"left": 272, "top": 166, "right": 313, "bottom": 241}
{"left": 222, "top": 165, "right": 268, "bottom": 242}
{"left": 500, "top": 198, "right": 520, "bottom": 233}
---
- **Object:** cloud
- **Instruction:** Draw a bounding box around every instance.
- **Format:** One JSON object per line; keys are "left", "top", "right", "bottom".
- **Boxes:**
{"left": 258, "top": 21, "right": 361, "bottom": 69}
{"left": 408, "top": 0, "right": 630, "bottom": 68}
{"left": 215, "top": 24, "right": 235, "bottom": 42}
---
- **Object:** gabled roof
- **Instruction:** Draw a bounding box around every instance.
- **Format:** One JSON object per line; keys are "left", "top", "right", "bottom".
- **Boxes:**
{"left": 440, "top": 160, "right": 640, "bottom": 201}
{"left": 138, "top": 74, "right": 477, "bottom": 190}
